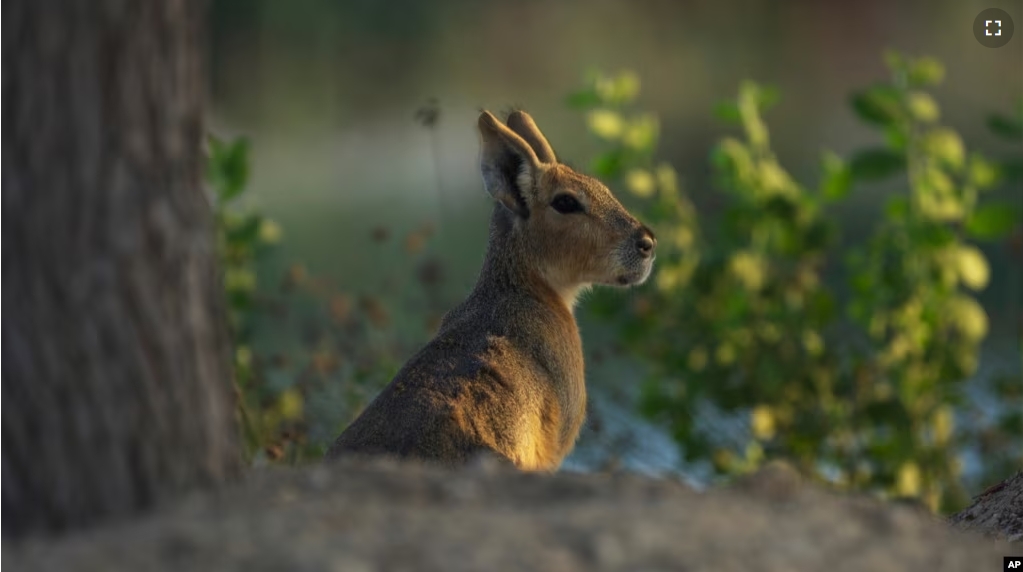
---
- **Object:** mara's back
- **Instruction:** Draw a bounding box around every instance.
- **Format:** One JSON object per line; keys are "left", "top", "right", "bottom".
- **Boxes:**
{"left": 325, "top": 110, "right": 656, "bottom": 471}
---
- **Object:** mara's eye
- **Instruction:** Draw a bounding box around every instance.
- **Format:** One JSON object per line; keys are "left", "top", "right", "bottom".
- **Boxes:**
{"left": 550, "top": 194, "right": 584, "bottom": 215}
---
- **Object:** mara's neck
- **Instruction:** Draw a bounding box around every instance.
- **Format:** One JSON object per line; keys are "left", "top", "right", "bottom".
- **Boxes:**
{"left": 473, "top": 206, "right": 580, "bottom": 320}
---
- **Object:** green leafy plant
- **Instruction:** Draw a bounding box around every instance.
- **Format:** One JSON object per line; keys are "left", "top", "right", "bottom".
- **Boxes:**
{"left": 569, "top": 55, "right": 1021, "bottom": 513}
{"left": 842, "top": 53, "right": 1020, "bottom": 510}
{"left": 207, "top": 135, "right": 437, "bottom": 464}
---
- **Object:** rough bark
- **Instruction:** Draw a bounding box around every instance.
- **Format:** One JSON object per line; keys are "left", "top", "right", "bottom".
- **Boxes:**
{"left": 2, "top": 0, "right": 240, "bottom": 537}
{"left": 950, "top": 471, "right": 1023, "bottom": 542}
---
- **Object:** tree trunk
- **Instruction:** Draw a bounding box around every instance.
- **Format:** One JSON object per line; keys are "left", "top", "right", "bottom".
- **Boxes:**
{"left": 950, "top": 471, "right": 1023, "bottom": 542}
{"left": 2, "top": 0, "right": 240, "bottom": 537}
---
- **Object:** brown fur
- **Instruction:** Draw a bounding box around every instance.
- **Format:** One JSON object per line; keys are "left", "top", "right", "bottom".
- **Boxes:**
{"left": 325, "top": 110, "right": 656, "bottom": 471}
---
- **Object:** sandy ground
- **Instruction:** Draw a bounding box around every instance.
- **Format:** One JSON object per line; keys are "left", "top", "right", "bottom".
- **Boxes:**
{"left": 6, "top": 458, "right": 1015, "bottom": 572}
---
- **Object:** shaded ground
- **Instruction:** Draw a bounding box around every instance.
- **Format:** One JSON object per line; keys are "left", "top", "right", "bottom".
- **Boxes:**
{"left": 6, "top": 458, "right": 1013, "bottom": 572}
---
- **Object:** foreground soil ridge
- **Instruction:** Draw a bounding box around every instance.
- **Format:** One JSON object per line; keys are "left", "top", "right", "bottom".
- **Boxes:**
{"left": 7, "top": 457, "right": 1014, "bottom": 572}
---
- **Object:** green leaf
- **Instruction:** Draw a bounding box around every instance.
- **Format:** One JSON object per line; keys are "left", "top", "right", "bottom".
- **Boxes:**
{"left": 638, "top": 377, "right": 671, "bottom": 418}
{"left": 590, "top": 150, "right": 624, "bottom": 178}
{"left": 599, "top": 71, "right": 641, "bottom": 104}
{"left": 1001, "top": 158, "right": 1023, "bottom": 183}
{"left": 849, "top": 149, "right": 906, "bottom": 181}
{"left": 804, "top": 220, "right": 836, "bottom": 251}
{"left": 986, "top": 113, "right": 1023, "bottom": 140}
{"left": 850, "top": 86, "right": 903, "bottom": 127}
{"left": 716, "top": 84, "right": 780, "bottom": 124}
{"left": 623, "top": 114, "right": 659, "bottom": 151}
{"left": 713, "top": 101, "right": 742, "bottom": 124}
{"left": 227, "top": 215, "right": 263, "bottom": 244}
{"left": 863, "top": 401, "right": 911, "bottom": 432}
{"left": 999, "top": 410, "right": 1023, "bottom": 434}
{"left": 920, "top": 128, "right": 965, "bottom": 171}
{"left": 885, "top": 196, "right": 910, "bottom": 220}
{"left": 565, "top": 88, "right": 601, "bottom": 109}
{"left": 585, "top": 290, "right": 621, "bottom": 319}
{"left": 905, "top": 92, "right": 940, "bottom": 123}
{"left": 208, "top": 136, "right": 251, "bottom": 201}
{"left": 682, "top": 435, "right": 711, "bottom": 463}
{"left": 909, "top": 222, "right": 954, "bottom": 247}
{"left": 763, "top": 195, "right": 799, "bottom": 221}
{"left": 906, "top": 57, "right": 945, "bottom": 87}
{"left": 964, "top": 203, "right": 1019, "bottom": 240}
{"left": 807, "top": 290, "right": 837, "bottom": 323}
{"left": 884, "top": 126, "right": 909, "bottom": 151}
{"left": 820, "top": 151, "right": 852, "bottom": 200}
{"left": 968, "top": 154, "right": 1002, "bottom": 189}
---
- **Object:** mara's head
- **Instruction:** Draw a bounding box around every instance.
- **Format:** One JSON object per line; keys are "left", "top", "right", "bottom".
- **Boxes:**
{"left": 477, "top": 110, "right": 656, "bottom": 301}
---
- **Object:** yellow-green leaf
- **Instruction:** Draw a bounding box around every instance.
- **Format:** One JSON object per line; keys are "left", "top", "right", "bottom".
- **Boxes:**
{"left": 625, "top": 169, "right": 656, "bottom": 198}
{"left": 967, "top": 155, "right": 1001, "bottom": 190}
{"left": 896, "top": 462, "right": 922, "bottom": 497}
{"left": 954, "top": 245, "right": 990, "bottom": 291}
{"left": 715, "top": 343, "right": 737, "bottom": 366}
{"left": 907, "top": 57, "right": 945, "bottom": 87}
{"left": 586, "top": 109, "right": 624, "bottom": 140}
{"left": 750, "top": 405, "right": 776, "bottom": 440}
{"left": 623, "top": 114, "right": 659, "bottom": 151}
{"left": 921, "top": 128, "right": 965, "bottom": 170}
{"left": 729, "top": 251, "right": 768, "bottom": 291}
{"left": 802, "top": 330, "right": 825, "bottom": 357}
{"left": 947, "top": 295, "right": 988, "bottom": 341}
{"left": 278, "top": 389, "right": 304, "bottom": 420}
{"left": 932, "top": 406, "right": 955, "bottom": 446}
{"left": 259, "top": 219, "right": 283, "bottom": 244}
{"left": 906, "top": 92, "right": 940, "bottom": 123}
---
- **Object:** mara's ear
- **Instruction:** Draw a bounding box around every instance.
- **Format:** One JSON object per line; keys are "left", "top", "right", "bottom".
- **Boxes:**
{"left": 506, "top": 111, "right": 557, "bottom": 164}
{"left": 478, "top": 110, "right": 541, "bottom": 218}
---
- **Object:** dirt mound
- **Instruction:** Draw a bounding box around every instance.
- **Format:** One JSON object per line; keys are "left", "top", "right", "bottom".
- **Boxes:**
{"left": 7, "top": 458, "right": 1012, "bottom": 572}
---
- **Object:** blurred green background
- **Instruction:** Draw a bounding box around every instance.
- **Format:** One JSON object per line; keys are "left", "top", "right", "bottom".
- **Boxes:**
{"left": 206, "top": 0, "right": 1022, "bottom": 513}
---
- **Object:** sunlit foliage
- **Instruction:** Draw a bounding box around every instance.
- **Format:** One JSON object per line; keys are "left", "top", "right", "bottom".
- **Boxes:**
{"left": 569, "top": 54, "right": 1022, "bottom": 513}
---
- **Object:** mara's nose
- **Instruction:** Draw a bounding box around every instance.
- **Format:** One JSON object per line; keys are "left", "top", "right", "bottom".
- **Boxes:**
{"left": 636, "top": 231, "right": 656, "bottom": 259}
